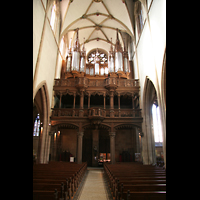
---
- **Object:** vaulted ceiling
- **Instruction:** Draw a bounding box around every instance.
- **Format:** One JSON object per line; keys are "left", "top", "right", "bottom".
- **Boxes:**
{"left": 59, "top": 0, "right": 134, "bottom": 57}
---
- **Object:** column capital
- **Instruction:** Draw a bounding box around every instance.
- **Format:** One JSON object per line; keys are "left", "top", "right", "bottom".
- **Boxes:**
{"left": 109, "top": 132, "right": 116, "bottom": 137}
{"left": 77, "top": 132, "right": 84, "bottom": 137}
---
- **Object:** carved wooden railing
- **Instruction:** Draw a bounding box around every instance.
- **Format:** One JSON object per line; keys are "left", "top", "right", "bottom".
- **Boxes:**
{"left": 51, "top": 108, "right": 142, "bottom": 118}
{"left": 54, "top": 78, "right": 139, "bottom": 88}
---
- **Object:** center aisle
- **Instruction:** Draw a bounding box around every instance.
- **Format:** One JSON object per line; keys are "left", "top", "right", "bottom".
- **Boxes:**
{"left": 74, "top": 167, "right": 112, "bottom": 200}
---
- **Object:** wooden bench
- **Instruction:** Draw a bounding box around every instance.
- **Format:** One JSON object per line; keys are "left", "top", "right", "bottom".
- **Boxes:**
{"left": 104, "top": 162, "right": 166, "bottom": 200}
{"left": 125, "top": 190, "right": 166, "bottom": 200}
{"left": 33, "top": 162, "right": 87, "bottom": 200}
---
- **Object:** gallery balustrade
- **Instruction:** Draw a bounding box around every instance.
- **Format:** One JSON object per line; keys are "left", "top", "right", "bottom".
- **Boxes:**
{"left": 54, "top": 77, "right": 139, "bottom": 88}
{"left": 51, "top": 108, "right": 142, "bottom": 118}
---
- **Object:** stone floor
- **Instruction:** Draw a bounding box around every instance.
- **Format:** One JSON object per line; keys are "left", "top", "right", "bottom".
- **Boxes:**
{"left": 74, "top": 167, "right": 113, "bottom": 200}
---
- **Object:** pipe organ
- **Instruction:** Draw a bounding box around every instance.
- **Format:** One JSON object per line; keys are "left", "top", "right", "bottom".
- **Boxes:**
{"left": 65, "top": 28, "right": 130, "bottom": 79}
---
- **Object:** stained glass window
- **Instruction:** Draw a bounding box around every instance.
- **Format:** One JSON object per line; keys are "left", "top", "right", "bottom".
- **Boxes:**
{"left": 33, "top": 114, "right": 40, "bottom": 136}
{"left": 50, "top": 3, "right": 56, "bottom": 31}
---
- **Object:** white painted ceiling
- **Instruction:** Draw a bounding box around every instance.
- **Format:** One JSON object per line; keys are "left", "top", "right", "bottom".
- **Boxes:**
{"left": 60, "top": 0, "right": 134, "bottom": 57}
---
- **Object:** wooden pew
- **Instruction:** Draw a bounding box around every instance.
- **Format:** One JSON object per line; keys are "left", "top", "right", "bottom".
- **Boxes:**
{"left": 124, "top": 190, "right": 166, "bottom": 200}
{"left": 33, "top": 162, "right": 87, "bottom": 200}
{"left": 104, "top": 162, "right": 166, "bottom": 200}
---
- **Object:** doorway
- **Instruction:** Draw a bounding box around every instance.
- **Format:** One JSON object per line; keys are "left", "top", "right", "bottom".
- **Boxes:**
{"left": 82, "top": 129, "right": 110, "bottom": 167}
{"left": 99, "top": 129, "right": 110, "bottom": 161}
{"left": 82, "top": 130, "right": 92, "bottom": 166}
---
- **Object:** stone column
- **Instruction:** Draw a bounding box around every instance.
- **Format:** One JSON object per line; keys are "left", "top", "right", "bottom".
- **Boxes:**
{"left": 77, "top": 132, "right": 84, "bottom": 164}
{"left": 46, "top": 131, "right": 52, "bottom": 163}
{"left": 92, "top": 129, "right": 99, "bottom": 167}
{"left": 109, "top": 132, "right": 116, "bottom": 164}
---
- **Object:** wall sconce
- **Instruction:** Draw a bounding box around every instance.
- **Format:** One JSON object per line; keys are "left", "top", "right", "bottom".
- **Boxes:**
{"left": 40, "top": 127, "right": 43, "bottom": 134}
{"left": 139, "top": 132, "right": 144, "bottom": 137}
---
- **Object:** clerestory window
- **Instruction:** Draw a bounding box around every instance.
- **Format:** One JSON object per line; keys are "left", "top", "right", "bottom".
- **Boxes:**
{"left": 50, "top": 2, "right": 56, "bottom": 32}
{"left": 152, "top": 104, "right": 163, "bottom": 143}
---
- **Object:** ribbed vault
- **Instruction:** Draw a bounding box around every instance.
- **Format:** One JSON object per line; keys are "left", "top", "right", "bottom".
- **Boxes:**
{"left": 60, "top": 0, "right": 134, "bottom": 55}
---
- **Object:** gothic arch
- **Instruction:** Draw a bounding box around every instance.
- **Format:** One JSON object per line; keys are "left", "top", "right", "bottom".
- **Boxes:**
{"left": 33, "top": 81, "right": 51, "bottom": 164}
{"left": 161, "top": 49, "right": 166, "bottom": 109}
{"left": 142, "top": 77, "right": 157, "bottom": 165}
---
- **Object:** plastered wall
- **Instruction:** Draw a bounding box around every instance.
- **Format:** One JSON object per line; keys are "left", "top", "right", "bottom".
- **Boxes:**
{"left": 133, "top": 0, "right": 166, "bottom": 165}
{"left": 33, "top": 0, "right": 62, "bottom": 111}
{"left": 134, "top": 0, "right": 166, "bottom": 107}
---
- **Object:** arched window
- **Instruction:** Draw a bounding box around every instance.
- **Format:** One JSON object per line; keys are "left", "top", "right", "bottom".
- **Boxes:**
{"left": 50, "top": 2, "right": 56, "bottom": 32}
{"left": 152, "top": 104, "right": 163, "bottom": 143}
{"left": 33, "top": 114, "right": 40, "bottom": 136}
{"left": 87, "top": 49, "right": 108, "bottom": 65}
{"left": 60, "top": 37, "right": 65, "bottom": 57}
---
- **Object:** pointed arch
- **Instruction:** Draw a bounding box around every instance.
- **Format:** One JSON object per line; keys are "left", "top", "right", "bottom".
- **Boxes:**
{"left": 33, "top": 80, "right": 51, "bottom": 164}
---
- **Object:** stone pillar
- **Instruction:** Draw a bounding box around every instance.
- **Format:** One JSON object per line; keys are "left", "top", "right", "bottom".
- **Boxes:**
{"left": 109, "top": 132, "right": 116, "bottom": 164}
{"left": 77, "top": 132, "right": 84, "bottom": 164}
{"left": 46, "top": 131, "right": 52, "bottom": 163}
{"left": 92, "top": 129, "right": 99, "bottom": 167}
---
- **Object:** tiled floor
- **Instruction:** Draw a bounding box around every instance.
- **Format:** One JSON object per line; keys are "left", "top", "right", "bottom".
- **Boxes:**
{"left": 75, "top": 168, "right": 112, "bottom": 200}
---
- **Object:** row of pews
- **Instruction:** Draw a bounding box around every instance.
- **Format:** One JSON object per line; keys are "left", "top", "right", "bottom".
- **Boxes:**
{"left": 104, "top": 162, "right": 166, "bottom": 200}
{"left": 33, "top": 161, "right": 87, "bottom": 200}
